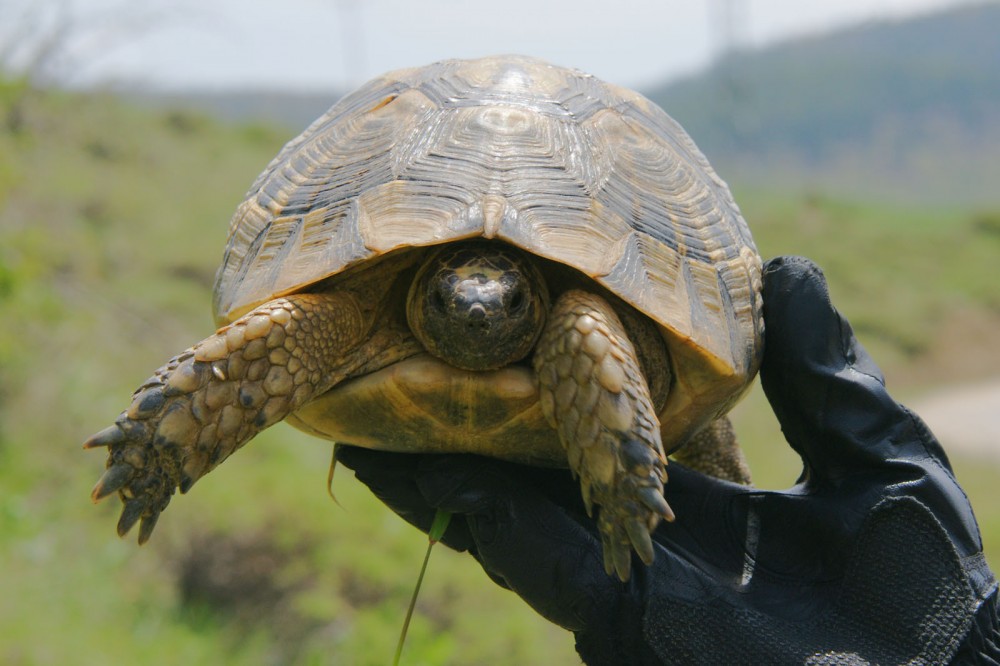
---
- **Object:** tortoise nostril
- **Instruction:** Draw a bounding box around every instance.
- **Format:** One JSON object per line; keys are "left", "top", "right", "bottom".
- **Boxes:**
{"left": 465, "top": 304, "right": 489, "bottom": 331}
{"left": 468, "top": 303, "right": 487, "bottom": 321}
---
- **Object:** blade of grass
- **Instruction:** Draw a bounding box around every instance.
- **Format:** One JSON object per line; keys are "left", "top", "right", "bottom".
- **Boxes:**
{"left": 393, "top": 509, "right": 452, "bottom": 666}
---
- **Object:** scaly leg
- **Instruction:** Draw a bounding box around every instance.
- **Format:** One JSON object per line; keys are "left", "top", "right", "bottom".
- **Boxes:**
{"left": 534, "top": 289, "right": 673, "bottom": 581}
{"left": 671, "top": 417, "right": 752, "bottom": 485}
{"left": 84, "top": 292, "right": 376, "bottom": 543}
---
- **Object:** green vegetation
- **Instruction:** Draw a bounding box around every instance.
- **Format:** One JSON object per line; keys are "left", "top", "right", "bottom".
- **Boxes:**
{"left": 0, "top": 82, "right": 576, "bottom": 666}
{"left": 740, "top": 189, "right": 1000, "bottom": 372}
{"left": 1, "top": 79, "right": 998, "bottom": 665}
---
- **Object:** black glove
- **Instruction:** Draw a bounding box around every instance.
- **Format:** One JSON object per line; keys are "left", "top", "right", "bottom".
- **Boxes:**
{"left": 337, "top": 256, "right": 999, "bottom": 665}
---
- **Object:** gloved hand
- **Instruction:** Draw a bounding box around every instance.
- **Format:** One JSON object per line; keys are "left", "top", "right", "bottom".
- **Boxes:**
{"left": 337, "top": 256, "right": 999, "bottom": 665}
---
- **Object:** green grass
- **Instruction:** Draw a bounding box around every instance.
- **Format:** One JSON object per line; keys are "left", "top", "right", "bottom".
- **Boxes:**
{"left": 736, "top": 188, "right": 1000, "bottom": 361}
{"left": 0, "top": 83, "right": 577, "bottom": 665}
{"left": 1, "top": 81, "right": 997, "bottom": 664}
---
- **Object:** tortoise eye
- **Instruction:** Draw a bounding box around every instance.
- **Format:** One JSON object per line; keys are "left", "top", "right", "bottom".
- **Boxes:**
{"left": 509, "top": 288, "right": 525, "bottom": 313}
{"left": 430, "top": 286, "right": 447, "bottom": 312}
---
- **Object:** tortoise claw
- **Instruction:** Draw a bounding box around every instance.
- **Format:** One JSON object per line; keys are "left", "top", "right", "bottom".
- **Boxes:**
{"left": 117, "top": 498, "right": 146, "bottom": 537}
{"left": 179, "top": 473, "right": 195, "bottom": 494}
{"left": 580, "top": 477, "right": 594, "bottom": 517}
{"left": 91, "top": 463, "right": 134, "bottom": 502}
{"left": 610, "top": 538, "right": 632, "bottom": 582}
{"left": 638, "top": 486, "right": 675, "bottom": 522}
{"left": 626, "top": 516, "right": 655, "bottom": 565}
{"left": 137, "top": 511, "right": 160, "bottom": 545}
{"left": 600, "top": 533, "right": 615, "bottom": 577}
{"left": 83, "top": 425, "right": 125, "bottom": 449}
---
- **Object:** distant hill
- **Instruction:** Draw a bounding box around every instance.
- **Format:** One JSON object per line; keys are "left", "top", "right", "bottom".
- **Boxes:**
{"left": 646, "top": 2, "right": 1000, "bottom": 205}
{"left": 129, "top": 89, "right": 341, "bottom": 133}
{"left": 129, "top": 3, "right": 1000, "bottom": 206}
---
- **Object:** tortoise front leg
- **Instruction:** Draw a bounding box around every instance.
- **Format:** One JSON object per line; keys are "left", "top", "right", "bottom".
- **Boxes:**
{"left": 84, "top": 292, "right": 374, "bottom": 543}
{"left": 533, "top": 289, "right": 672, "bottom": 581}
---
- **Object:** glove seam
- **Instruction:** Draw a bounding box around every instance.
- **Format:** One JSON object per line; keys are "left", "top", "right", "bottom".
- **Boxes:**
{"left": 903, "top": 406, "right": 974, "bottom": 499}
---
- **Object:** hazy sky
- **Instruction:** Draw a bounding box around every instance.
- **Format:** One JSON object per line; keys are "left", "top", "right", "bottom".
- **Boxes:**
{"left": 11, "top": 0, "right": 976, "bottom": 91}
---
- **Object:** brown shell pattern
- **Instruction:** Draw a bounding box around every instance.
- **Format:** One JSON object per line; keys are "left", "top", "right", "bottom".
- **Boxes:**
{"left": 213, "top": 55, "right": 763, "bottom": 382}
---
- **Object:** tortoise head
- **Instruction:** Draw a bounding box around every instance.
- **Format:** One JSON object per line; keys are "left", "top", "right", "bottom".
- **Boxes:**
{"left": 407, "top": 241, "right": 549, "bottom": 371}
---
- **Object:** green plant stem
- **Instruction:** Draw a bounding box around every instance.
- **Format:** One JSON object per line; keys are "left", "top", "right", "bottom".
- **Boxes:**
{"left": 393, "top": 509, "right": 452, "bottom": 666}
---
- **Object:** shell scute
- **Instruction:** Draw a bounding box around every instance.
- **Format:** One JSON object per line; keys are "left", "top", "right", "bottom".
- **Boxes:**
{"left": 212, "top": 55, "right": 762, "bottom": 398}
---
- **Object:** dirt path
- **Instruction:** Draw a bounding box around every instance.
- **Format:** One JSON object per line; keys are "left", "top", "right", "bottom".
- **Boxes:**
{"left": 909, "top": 378, "right": 1000, "bottom": 462}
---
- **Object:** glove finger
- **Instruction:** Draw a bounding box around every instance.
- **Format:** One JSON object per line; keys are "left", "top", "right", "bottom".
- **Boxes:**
{"left": 655, "top": 462, "right": 752, "bottom": 566}
{"left": 335, "top": 446, "right": 476, "bottom": 551}
{"left": 759, "top": 256, "right": 951, "bottom": 482}
{"left": 414, "top": 455, "right": 623, "bottom": 632}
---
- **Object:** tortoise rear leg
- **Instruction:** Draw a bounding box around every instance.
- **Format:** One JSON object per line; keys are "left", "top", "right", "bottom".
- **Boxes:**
{"left": 671, "top": 417, "right": 752, "bottom": 485}
{"left": 84, "top": 291, "right": 380, "bottom": 543}
{"left": 533, "top": 289, "right": 672, "bottom": 581}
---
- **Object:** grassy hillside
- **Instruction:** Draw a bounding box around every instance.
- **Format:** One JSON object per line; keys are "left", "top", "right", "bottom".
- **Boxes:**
{"left": 646, "top": 2, "right": 1000, "bottom": 206}
{"left": 1, "top": 81, "right": 998, "bottom": 664}
{"left": 130, "top": 89, "right": 341, "bottom": 136}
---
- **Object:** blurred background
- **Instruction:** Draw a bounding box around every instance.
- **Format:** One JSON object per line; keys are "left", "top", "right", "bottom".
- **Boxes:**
{"left": 1, "top": 0, "right": 998, "bottom": 663}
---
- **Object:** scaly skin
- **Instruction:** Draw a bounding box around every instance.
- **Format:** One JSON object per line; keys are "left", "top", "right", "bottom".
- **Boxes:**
{"left": 673, "top": 417, "right": 752, "bottom": 485}
{"left": 533, "top": 289, "right": 673, "bottom": 581}
{"left": 85, "top": 291, "right": 380, "bottom": 543}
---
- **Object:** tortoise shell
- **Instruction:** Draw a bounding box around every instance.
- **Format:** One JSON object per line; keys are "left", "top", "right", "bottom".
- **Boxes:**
{"left": 212, "top": 55, "right": 763, "bottom": 450}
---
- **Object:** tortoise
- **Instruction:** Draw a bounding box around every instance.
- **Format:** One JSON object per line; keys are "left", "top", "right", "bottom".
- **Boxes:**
{"left": 85, "top": 55, "right": 763, "bottom": 582}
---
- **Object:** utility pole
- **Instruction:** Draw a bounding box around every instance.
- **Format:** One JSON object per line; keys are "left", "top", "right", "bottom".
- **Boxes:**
{"left": 710, "top": 0, "right": 749, "bottom": 149}
{"left": 335, "top": 0, "right": 366, "bottom": 89}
